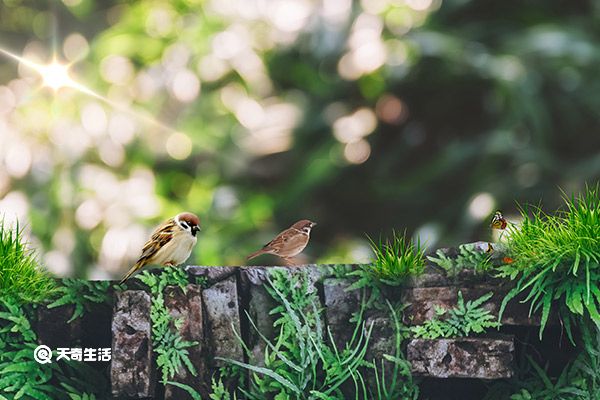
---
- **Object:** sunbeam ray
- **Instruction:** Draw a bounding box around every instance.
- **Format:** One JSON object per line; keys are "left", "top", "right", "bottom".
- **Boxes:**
{"left": 0, "top": 47, "right": 179, "bottom": 134}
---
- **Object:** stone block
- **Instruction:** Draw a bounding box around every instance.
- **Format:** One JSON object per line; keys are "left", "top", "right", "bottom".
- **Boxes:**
{"left": 202, "top": 275, "right": 243, "bottom": 367}
{"left": 407, "top": 335, "right": 514, "bottom": 379}
{"left": 402, "top": 285, "right": 544, "bottom": 326}
{"left": 164, "top": 285, "right": 208, "bottom": 400}
{"left": 111, "top": 290, "right": 155, "bottom": 398}
{"left": 323, "top": 278, "right": 361, "bottom": 349}
{"left": 186, "top": 265, "right": 237, "bottom": 284}
{"left": 240, "top": 267, "right": 277, "bottom": 367}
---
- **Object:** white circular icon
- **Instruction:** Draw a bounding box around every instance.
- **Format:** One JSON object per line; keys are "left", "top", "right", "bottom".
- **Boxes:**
{"left": 34, "top": 345, "right": 53, "bottom": 364}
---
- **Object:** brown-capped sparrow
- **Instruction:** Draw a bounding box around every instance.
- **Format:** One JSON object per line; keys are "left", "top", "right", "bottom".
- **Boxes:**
{"left": 120, "top": 212, "right": 201, "bottom": 283}
{"left": 247, "top": 219, "right": 316, "bottom": 265}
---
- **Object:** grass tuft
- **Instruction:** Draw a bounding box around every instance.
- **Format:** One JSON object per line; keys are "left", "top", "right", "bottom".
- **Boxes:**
{"left": 366, "top": 230, "right": 425, "bottom": 285}
{"left": 0, "top": 219, "right": 55, "bottom": 302}
{"left": 498, "top": 184, "right": 600, "bottom": 339}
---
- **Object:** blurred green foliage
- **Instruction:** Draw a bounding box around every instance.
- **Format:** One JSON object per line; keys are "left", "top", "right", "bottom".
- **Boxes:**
{"left": 0, "top": 0, "right": 599, "bottom": 277}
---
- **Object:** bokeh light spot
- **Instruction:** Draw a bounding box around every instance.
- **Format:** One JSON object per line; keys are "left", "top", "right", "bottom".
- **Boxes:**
{"left": 166, "top": 132, "right": 193, "bottom": 160}
{"left": 468, "top": 192, "right": 495, "bottom": 220}
{"left": 45, "top": 250, "right": 71, "bottom": 276}
{"left": 170, "top": 69, "right": 201, "bottom": 103}
{"left": 63, "top": 33, "right": 89, "bottom": 62}
{"left": 344, "top": 139, "right": 371, "bottom": 164}
{"left": 376, "top": 94, "right": 408, "bottom": 125}
{"left": 81, "top": 103, "right": 108, "bottom": 136}
{"left": 5, "top": 143, "right": 32, "bottom": 178}
{"left": 413, "top": 223, "right": 441, "bottom": 249}
{"left": 76, "top": 199, "right": 103, "bottom": 230}
{"left": 333, "top": 108, "right": 377, "bottom": 143}
{"left": 100, "top": 55, "right": 134, "bottom": 85}
{"left": 0, "top": 87, "right": 16, "bottom": 115}
{"left": 0, "top": 191, "right": 29, "bottom": 227}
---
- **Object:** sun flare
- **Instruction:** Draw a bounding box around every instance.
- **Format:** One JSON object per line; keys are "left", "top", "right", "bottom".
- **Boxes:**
{"left": 0, "top": 48, "right": 98, "bottom": 96}
{"left": 39, "top": 60, "right": 73, "bottom": 90}
{"left": 0, "top": 47, "right": 178, "bottom": 133}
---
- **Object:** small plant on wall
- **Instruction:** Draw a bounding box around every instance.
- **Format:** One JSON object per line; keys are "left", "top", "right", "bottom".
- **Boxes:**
{"left": 427, "top": 243, "right": 493, "bottom": 277}
{"left": 411, "top": 292, "right": 500, "bottom": 339}
{"left": 498, "top": 184, "right": 600, "bottom": 340}
{"left": 349, "top": 230, "right": 425, "bottom": 295}
{"left": 0, "top": 220, "right": 55, "bottom": 302}
{"left": 367, "top": 230, "right": 425, "bottom": 285}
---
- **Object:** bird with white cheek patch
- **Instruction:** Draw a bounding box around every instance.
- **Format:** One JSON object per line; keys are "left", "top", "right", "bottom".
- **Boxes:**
{"left": 120, "top": 212, "right": 201, "bottom": 283}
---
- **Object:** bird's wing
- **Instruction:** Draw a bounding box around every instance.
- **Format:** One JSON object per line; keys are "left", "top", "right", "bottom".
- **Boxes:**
{"left": 282, "top": 232, "right": 309, "bottom": 250}
{"left": 263, "top": 228, "right": 297, "bottom": 251}
{"left": 136, "top": 219, "right": 177, "bottom": 265}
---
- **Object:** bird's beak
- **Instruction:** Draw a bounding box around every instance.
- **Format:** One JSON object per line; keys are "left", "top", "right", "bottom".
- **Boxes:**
{"left": 311, "top": 222, "right": 317, "bottom": 227}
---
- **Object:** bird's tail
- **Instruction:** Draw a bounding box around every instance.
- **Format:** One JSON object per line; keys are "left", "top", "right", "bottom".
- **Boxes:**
{"left": 247, "top": 249, "right": 268, "bottom": 261}
{"left": 119, "top": 262, "right": 143, "bottom": 284}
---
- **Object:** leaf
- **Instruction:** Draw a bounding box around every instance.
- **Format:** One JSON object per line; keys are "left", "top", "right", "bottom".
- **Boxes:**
{"left": 166, "top": 381, "right": 203, "bottom": 400}
{"left": 216, "top": 358, "right": 301, "bottom": 394}
{"left": 539, "top": 292, "right": 553, "bottom": 340}
{"left": 566, "top": 286, "right": 584, "bottom": 316}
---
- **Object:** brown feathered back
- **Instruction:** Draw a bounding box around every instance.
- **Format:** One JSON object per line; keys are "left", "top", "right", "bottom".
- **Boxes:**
{"left": 246, "top": 219, "right": 316, "bottom": 261}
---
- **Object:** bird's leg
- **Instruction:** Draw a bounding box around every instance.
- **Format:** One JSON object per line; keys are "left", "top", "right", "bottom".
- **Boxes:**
{"left": 164, "top": 262, "right": 175, "bottom": 267}
{"left": 282, "top": 257, "right": 295, "bottom": 266}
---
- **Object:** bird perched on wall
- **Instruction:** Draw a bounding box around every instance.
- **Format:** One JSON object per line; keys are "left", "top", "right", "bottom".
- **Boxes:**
{"left": 247, "top": 219, "right": 317, "bottom": 265}
{"left": 120, "top": 212, "right": 201, "bottom": 283}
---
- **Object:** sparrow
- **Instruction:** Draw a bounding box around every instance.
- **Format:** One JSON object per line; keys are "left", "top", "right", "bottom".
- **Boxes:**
{"left": 246, "top": 219, "right": 317, "bottom": 265}
{"left": 120, "top": 212, "right": 201, "bottom": 283}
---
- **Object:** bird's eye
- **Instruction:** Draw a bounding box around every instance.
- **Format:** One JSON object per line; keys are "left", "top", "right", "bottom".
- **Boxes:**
{"left": 181, "top": 221, "right": 190, "bottom": 230}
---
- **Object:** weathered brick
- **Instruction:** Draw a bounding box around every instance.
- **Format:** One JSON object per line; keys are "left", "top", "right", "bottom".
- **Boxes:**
{"left": 323, "top": 278, "right": 361, "bottom": 349}
{"left": 240, "top": 267, "right": 277, "bottom": 367}
{"left": 202, "top": 275, "right": 243, "bottom": 367}
{"left": 111, "top": 290, "right": 155, "bottom": 398}
{"left": 186, "top": 265, "right": 237, "bottom": 284}
{"left": 407, "top": 335, "right": 515, "bottom": 379}
{"left": 402, "top": 285, "right": 544, "bottom": 326}
{"left": 164, "top": 285, "right": 208, "bottom": 400}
